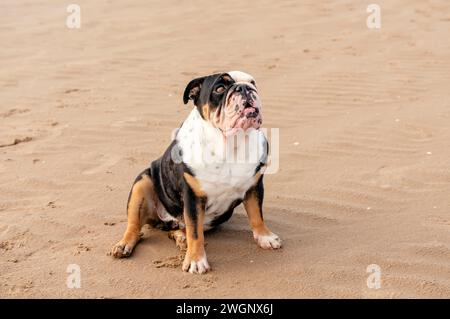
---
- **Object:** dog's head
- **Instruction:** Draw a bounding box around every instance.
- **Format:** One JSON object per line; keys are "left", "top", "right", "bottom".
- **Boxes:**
{"left": 183, "top": 71, "right": 262, "bottom": 136}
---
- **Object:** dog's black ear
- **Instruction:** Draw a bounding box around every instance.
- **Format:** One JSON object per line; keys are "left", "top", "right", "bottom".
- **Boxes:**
{"left": 183, "top": 76, "right": 205, "bottom": 105}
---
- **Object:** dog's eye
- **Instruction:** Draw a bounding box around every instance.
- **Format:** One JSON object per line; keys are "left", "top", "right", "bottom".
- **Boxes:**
{"left": 215, "top": 85, "right": 226, "bottom": 94}
{"left": 250, "top": 80, "right": 256, "bottom": 86}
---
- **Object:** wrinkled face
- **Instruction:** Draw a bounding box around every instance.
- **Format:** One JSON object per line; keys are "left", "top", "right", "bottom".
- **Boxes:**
{"left": 183, "top": 71, "right": 262, "bottom": 136}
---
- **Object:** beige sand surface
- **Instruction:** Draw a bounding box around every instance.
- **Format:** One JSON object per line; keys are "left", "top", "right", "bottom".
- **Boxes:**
{"left": 1, "top": 0, "right": 450, "bottom": 298}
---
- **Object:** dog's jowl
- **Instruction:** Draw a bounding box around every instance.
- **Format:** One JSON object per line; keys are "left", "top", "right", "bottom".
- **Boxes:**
{"left": 111, "top": 71, "right": 281, "bottom": 274}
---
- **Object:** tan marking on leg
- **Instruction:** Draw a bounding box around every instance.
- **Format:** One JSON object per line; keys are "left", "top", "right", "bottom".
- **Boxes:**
{"left": 112, "top": 174, "right": 154, "bottom": 258}
{"left": 244, "top": 189, "right": 282, "bottom": 250}
{"left": 182, "top": 202, "right": 210, "bottom": 273}
{"left": 243, "top": 192, "right": 271, "bottom": 236}
{"left": 183, "top": 173, "right": 206, "bottom": 197}
{"left": 185, "top": 202, "right": 205, "bottom": 260}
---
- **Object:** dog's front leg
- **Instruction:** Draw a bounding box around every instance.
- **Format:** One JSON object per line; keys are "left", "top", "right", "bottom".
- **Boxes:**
{"left": 182, "top": 173, "right": 210, "bottom": 274}
{"left": 244, "top": 175, "right": 282, "bottom": 250}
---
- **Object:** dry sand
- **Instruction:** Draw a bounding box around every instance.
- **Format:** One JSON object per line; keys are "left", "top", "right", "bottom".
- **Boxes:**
{"left": 1, "top": 0, "right": 450, "bottom": 298}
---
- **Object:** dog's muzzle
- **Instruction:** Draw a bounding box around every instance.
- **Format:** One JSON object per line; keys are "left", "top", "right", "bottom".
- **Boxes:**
{"left": 213, "top": 83, "right": 263, "bottom": 137}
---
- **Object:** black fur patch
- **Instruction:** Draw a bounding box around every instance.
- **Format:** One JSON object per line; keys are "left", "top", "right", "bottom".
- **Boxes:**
{"left": 183, "top": 73, "right": 235, "bottom": 120}
{"left": 245, "top": 174, "right": 264, "bottom": 218}
{"left": 208, "top": 199, "right": 242, "bottom": 228}
{"left": 150, "top": 140, "right": 185, "bottom": 218}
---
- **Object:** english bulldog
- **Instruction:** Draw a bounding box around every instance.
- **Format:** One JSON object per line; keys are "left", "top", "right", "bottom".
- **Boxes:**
{"left": 111, "top": 71, "right": 281, "bottom": 274}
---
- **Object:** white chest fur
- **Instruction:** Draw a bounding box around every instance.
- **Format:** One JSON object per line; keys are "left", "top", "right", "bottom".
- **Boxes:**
{"left": 176, "top": 109, "right": 267, "bottom": 225}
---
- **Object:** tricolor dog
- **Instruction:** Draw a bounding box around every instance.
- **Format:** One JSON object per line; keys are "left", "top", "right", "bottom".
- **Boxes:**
{"left": 111, "top": 71, "right": 281, "bottom": 274}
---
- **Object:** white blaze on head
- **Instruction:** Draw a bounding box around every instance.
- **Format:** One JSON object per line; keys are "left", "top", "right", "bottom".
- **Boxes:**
{"left": 228, "top": 71, "right": 257, "bottom": 87}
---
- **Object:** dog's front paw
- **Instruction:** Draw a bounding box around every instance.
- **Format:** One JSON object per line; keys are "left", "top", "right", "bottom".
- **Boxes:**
{"left": 111, "top": 241, "right": 135, "bottom": 258}
{"left": 111, "top": 233, "right": 141, "bottom": 258}
{"left": 254, "top": 232, "right": 282, "bottom": 250}
{"left": 182, "top": 252, "right": 211, "bottom": 274}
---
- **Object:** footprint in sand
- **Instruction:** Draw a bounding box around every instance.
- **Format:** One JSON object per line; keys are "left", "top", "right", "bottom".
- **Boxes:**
{"left": 153, "top": 254, "right": 184, "bottom": 269}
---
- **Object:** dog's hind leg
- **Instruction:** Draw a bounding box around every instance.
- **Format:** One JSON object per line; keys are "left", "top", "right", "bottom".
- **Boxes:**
{"left": 111, "top": 169, "right": 157, "bottom": 258}
{"left": 168, "top": 229, "right": 187, "bottom": 251}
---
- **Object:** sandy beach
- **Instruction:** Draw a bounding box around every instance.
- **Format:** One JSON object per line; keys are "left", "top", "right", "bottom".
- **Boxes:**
{"left": 1, "top": 0, "right": 450, "bottom": 298}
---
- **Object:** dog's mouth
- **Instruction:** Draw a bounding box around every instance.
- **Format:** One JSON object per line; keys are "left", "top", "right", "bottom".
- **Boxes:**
{"left": 213, "top": 90, "right": 263, "bottom": 137}
{"left": 243, "top": 105, "right": 259, "bottom": 118}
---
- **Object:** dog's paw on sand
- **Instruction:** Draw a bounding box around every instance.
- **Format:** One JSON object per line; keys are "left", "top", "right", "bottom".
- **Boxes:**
{"left": 111, "top": 242, "right": 134, "bottom": 258}
{"left": 254, "top": 232, "right": 282, "bottom": 250}
{"left": 110, "top": 232, "right": 143, "bottom": 258}
{"left": 182, "top": 254, "right": 211, "bottom": 274}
